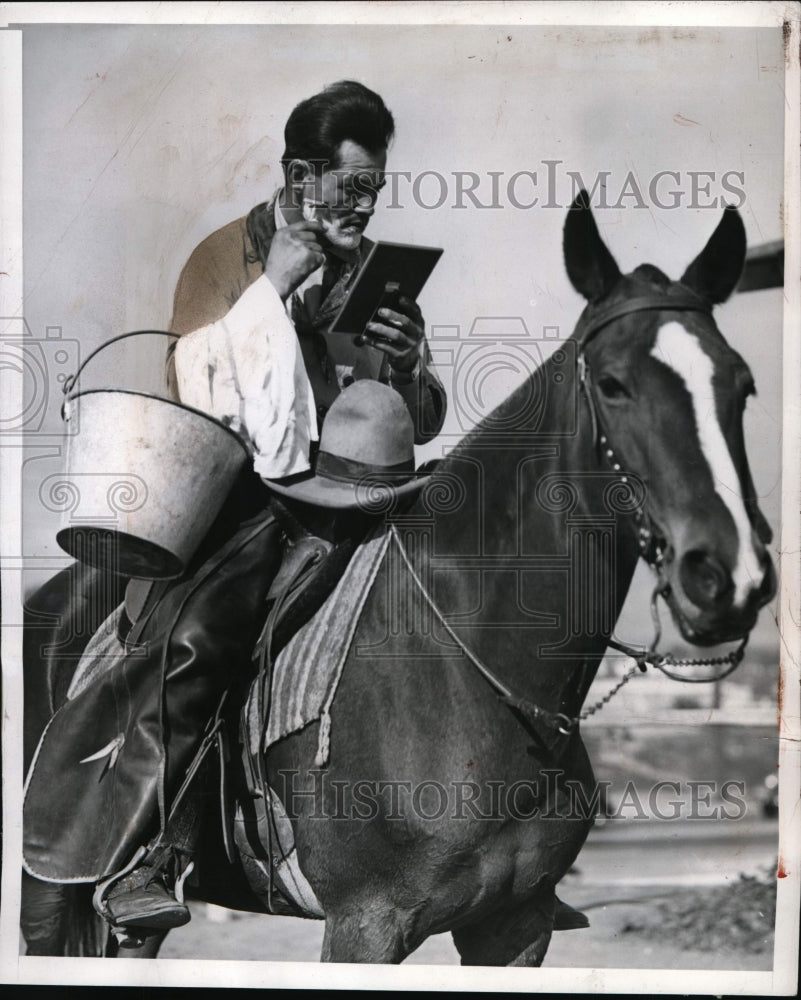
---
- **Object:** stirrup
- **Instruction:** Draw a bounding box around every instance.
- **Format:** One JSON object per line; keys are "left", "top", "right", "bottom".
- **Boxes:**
{"left": 93, "top": 845, "right": 195, "bottom": 936}
{"left": 93, "top": 846, "right": 149, "bottom": 925}
{"left": 110, "top": 924, "right": 149, "bottom": 949}
{"left": 94, "top": 846, "right": 154, "bottom": 945}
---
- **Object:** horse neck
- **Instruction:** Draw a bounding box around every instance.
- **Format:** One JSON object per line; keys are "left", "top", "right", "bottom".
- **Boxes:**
{"left": 415, "top": 342, "right": 641, "bottom": 714}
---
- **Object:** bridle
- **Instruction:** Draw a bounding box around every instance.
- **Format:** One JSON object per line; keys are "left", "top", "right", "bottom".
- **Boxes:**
{"left": 573, "top": 292, "right": 713, "bottom": 572}
{"left": 392, "top": 287, "right": 751, "bottom": 740}
{"left": 574, "top": 288, "right": 750, "bottom": 682}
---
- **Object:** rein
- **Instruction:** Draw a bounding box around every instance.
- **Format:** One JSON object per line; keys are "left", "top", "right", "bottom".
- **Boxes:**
{"left": 392, "top": 288, "right": 751, "bottom": 737}
{"left": 389, "top": 525, "right": 579, "bottom": 736}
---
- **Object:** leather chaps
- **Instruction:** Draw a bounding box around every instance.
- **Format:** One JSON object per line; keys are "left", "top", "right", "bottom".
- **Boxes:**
{"left": 24, "top": 475, "right": 287, "bottom": 882}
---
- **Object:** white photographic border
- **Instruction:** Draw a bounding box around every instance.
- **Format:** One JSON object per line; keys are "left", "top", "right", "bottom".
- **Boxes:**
{"left": 1, "top": 1, "right": 798, "bottom": 993}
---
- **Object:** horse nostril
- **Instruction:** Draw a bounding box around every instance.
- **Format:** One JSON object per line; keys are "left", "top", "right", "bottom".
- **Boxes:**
{"left": 679, "top": 550, "right": 733, "bottom": 609}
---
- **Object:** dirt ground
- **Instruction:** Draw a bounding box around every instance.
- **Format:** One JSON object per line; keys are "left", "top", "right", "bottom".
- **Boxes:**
{"left": 159, "top": 884, "right": 773, "bottom": 971}
{"left": 158, "top": 818, "right": 777, "bottom": 971}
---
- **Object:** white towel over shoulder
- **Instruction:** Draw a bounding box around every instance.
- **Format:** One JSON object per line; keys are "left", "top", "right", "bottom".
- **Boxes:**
{"left": 174, "top": 275, "right": 318, "bottom": 478}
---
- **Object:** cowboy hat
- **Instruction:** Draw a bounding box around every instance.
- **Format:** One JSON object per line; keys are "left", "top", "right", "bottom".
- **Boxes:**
{"left": 263, "top": 380, "right": 432, "bottom": 509}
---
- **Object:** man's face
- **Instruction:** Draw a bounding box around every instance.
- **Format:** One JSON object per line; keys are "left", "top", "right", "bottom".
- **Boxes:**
{"left": 306, "top": 140, "right": 387, "bottom": 251}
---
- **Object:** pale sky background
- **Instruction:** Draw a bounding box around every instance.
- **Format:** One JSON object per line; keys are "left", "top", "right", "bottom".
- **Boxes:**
{"left": 16, "top": 22, "right": 786, "bottom": 654}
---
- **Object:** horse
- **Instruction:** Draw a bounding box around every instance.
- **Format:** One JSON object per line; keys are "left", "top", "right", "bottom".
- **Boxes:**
{"left": 21, "top": 192, "right": 776, "bottom": 964}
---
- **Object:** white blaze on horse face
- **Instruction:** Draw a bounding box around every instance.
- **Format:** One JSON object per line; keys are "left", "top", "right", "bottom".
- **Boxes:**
{"left": 650, "top": 321, "right": 763, "bottom": 608}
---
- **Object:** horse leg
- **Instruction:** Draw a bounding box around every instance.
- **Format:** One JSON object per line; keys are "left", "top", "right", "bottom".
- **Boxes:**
{"left": 321, "top": 904, "right": 420, "bottom": 964}
{"left": 21, "top": 872, "right": 167, "bottom": 958}
{"left": 20, "top": 877, "right": 112, "bottom": 957}
{"left": 451, "top": 891, "right": 555, "bottom": 967}
{"left": 20, "top": 874, "right": 69, "bottom": 956}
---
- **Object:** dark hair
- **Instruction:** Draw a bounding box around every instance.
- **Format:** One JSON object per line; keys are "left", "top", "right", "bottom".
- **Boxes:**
{"left": 281, "top": 80, "right": 394, "bottom": 175}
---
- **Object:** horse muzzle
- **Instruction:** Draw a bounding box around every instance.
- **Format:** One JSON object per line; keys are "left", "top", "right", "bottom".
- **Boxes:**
{"left": 659, "top": 545, "right": 776, "bottom": 647}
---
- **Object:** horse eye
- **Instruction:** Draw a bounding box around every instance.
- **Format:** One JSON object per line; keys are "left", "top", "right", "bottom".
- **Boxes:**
{"left": 597, "top": 374, "right": 630, "bottom": 400}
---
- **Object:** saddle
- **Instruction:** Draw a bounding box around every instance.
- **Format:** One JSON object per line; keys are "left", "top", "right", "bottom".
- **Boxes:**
{"left": 23, "top": 474, "right": 361, "bottom": 887}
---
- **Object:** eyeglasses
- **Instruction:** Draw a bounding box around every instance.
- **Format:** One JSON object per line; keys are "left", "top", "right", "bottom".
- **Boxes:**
{"left": 323, "top": 171, "right": 387, "bottom": 210}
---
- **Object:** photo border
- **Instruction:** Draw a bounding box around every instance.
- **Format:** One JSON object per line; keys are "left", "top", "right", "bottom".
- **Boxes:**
{"left": 1, "top": 2, "right": 798, "bottom": 993}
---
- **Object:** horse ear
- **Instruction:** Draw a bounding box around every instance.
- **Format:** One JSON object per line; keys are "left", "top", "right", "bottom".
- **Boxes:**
{"left": 563, "top": 189, "right": 621, "bottom": 303}
{"left": 680, "top": 205, "right": 746, "bottom": 304}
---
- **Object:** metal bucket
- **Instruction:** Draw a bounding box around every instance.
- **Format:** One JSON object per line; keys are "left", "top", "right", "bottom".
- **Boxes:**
{"left": 56, "top": 331, "right": 249, "bottom": 579}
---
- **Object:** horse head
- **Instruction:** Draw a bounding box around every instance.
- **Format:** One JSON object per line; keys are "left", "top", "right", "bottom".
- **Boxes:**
{"left": 563, "top": 191, "right": 776, "bottom": 647}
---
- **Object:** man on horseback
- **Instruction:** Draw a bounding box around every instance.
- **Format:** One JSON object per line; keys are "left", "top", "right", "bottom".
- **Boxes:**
{"left": 23, "top": 79, "right": 590, "bottom": 955}
{"left": 23, "top": 80, "right": 447, "bottom": 944}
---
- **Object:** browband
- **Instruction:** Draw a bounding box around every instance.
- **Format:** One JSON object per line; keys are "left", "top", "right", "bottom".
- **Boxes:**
{"left": 575, "top": 292, "right": 712, "bottom": 350}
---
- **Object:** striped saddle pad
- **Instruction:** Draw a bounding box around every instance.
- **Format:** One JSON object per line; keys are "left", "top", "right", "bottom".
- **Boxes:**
{"left": 244, "top": 526, "right": 390, "bottom": 766}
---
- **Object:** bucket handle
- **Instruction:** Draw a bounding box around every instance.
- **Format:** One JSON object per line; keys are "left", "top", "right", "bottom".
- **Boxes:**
{"left": 61, "top": 329, "right": 179, "bottom": 419}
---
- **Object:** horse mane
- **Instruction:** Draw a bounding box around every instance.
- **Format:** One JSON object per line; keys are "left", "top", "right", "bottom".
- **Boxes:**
{"left": 430, "top": 357, "right": 554, "bottom": 475}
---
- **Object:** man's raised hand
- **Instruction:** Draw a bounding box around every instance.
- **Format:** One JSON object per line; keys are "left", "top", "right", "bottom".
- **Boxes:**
{"left": 264, "top": 220, "right": 325, "bottom": 301}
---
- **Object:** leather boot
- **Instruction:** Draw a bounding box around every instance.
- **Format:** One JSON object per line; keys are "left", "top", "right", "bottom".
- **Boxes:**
{"left": 103, "top": 863, "right": 190, "bottom": 933}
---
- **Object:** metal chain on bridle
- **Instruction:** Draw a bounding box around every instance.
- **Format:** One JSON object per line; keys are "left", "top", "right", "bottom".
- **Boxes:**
{"left": 393, "top": 289, "right": 751, "bottom": 736}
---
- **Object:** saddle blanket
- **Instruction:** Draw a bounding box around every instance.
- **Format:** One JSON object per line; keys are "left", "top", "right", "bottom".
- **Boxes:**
{"left": 236, "top": 526, "right": 390, "bottom": 919}
{"left": 245, "top": 526, "right": 390, "bottom": 765}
